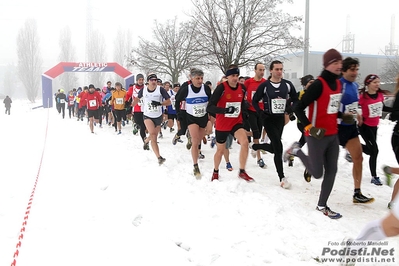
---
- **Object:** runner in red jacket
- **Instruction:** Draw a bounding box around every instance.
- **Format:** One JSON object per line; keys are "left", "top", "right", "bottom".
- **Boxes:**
{"left": 79, "top": 84, "right": 102, "bottom": 133}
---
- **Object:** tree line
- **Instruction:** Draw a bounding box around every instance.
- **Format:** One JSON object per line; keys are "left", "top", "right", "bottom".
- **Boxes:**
{"left": 11, "top": 0, "right": 399, "bottom": 102}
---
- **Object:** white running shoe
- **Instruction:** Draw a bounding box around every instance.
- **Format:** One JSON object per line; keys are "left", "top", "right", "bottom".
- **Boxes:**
{"left": 280, "top": 177, "right": 291, "bottom": 189}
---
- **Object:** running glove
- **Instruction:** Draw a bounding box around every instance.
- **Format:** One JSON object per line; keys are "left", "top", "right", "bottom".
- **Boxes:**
{"left": 341, "top": 113, "right": 355, "bottom": 124}
{"left": 151, "top": 101, "right": 162, "bottom": 106}
{"left": 225, "top": 106, "right": 236, "bottom": 114}
{"left": 309, "top": 127, "right": 326, "bottom": 140}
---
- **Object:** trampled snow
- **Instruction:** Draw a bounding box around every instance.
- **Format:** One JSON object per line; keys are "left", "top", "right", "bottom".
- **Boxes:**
{"left": 1, "top": 100, "right": 398, "bottom": 266}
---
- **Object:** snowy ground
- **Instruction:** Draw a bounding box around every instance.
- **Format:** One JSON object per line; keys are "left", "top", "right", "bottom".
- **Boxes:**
{"left": 1, "top": 100, "right": 399, "bottom": 266}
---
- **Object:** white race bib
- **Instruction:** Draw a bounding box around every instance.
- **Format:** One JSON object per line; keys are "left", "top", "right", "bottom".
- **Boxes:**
{"left": 192, "top": 103, "right": 207, "bottom": 117}
{"left": 89, "top": 99, "right": 97, "bottom": 107}
{"left": 271, "top": 98, "right": 286, "bottom": 114}
{"left": 327, "top": 93, "right": 342, "bottom": 114}
{"left": 146, "top": 103, "right": 159, "bottom": 113}
{"left": 171, "top": 99, "right": 176, "bottom": 110}
{"left": 60, "top": 99, "right": 65, "bottom": 104}
{"left": 69, "top": 101, "right": 74, "bottom": 105}
{"left": 116, "top": 98, "right": 124, "bottom": 105}
{"left": 225, "top": 102, "right": 241, "bottom": 118}
{"left": 345, "top": 101, "right": 358, "bottom": 114}
{"left": 368, "top": 102, "right": 383, "bottom": 118}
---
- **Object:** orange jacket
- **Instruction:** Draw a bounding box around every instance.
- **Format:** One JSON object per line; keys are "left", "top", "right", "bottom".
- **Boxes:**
{"left": 111, "top": 89, "right": 127, "bottom": 110}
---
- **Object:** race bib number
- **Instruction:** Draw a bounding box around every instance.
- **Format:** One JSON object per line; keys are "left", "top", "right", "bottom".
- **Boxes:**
{"left": 60, "top": 99, "right": 65, "bottom": 104}
{"left": 368, "top": 102, "right": 383, "bottom": 118}
{"left": 89, "top": 99, "right": 97, "bottom": 107}
{"left": 193, "top": 103, "right": 207, "bottom": 117}
{"left": 115, "top": 98, "right": 124, "bottom": 105}
{"left": 271, "top": 98, "right": 286, "bottom": 114}
{"left": 345, "top": 101, "right": 358, "bottom": 114}
{"left": 327, "top": 93, "right": 342, "bottom": 114}
{"left": 225, "top": 102, "right": 241, "bottom": 118}
{"left": 69, "top": 101, "right": 74, "bottom": 105}
{"left": 146, "top": 103, "right": 159, "bottom": 113}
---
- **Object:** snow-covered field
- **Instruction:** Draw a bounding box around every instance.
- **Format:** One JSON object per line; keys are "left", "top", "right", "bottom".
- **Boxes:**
{"left": 1, "top": 100, "right": 398, "bottom": 266}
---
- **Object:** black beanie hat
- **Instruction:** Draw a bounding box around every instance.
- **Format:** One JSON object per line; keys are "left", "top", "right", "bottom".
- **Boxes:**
{"left": 323, "top": 49, "right": 342, "bottom": 68}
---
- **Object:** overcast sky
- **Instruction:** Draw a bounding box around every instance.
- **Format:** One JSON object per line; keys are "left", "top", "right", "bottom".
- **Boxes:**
{"left": 0, "top": 0, "right": 398, "bottom": 69}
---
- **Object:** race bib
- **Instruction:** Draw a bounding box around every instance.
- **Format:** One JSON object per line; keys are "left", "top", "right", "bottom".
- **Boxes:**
{"left": 327, "top": 93, "right": 342, "bottom": 114}
{"left": 69, "top": 101, "right": 74, "bottom": 105}
{"left": 89, "top": 99, "right": 97, "bottom": 107}
{"left": 345, "top": 101, "right": 358, "bottom": 114}
{"left": 271, "top": 98, "right": 286, "bottom": 114}
{"left": 116, "top": 98, "right": 124, "bottom": 105}
{"left": 146, "top": 103, "right": 159, "bottom": 113}
{"left": 368, "top": 102, "right": 383, "bottom": 118}
{"left": 60, "top": 99, "right": 65, "bottom": 104}
{"left": 193, "top": 103, "right": 207, "bottom": 117}
{"left": 225, "top": 102, "right": 241, "bottom": 118}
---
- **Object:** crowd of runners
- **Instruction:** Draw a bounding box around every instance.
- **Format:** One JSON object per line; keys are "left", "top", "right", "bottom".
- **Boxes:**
{"left": 52, "top": 48, "right": 399, "bottom": 221}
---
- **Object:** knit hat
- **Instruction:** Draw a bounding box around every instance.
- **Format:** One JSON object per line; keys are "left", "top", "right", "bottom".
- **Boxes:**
{"left": 136, "top": 73, "right": 144, "bottom": 80}
{"left": 89, "top": 84, "right": 95, "bottom": 89}
{"left": 323, "top": 49, "right": 342, "bottom": 68}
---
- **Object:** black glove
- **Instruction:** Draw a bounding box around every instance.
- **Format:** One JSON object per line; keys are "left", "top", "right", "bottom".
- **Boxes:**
{"left": 342, "top": 113, "right": 355, "bottom": 124}
{"left": 289, "top": 113, "right": 296, "bottom": 121}
{"left": 151, "top": 101, "right": 162, "bottom": 107}
{"left": 225, "top": 106, "right": 236, "bottom": 114}
{"left": 309, "top": 127, "right": 326, "bottom": 140}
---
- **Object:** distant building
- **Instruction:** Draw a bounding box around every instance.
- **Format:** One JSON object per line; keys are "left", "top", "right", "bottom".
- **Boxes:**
{"left": 282, "top": 51, "right": 396, "bottom": 90}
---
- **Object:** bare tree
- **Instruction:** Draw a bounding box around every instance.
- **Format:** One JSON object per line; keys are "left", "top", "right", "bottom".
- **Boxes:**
{"left": 2, "top": 64, "right": 16, "bottom": 97}
{"left": 16, "top": 18, "right": 43, "bottom": 102}
{"left": 113, "top": 28, "right": 133, "bottom": 82}
{"left": 127, "top": 18, "right": 204, "bottom": 83}
{"left": 190, "top": 0, "right": 303, "bottom": 72}
{"left": 87, "top": 29, "right": 107, "bottom": 88}
{"left": 58, "top": 26, "right": 78, "bottom": 92}
{"left": 114, "top": 28, "right": 127, "bottom": 67}
{"left": 125, "top": 29, "right": 133, "bottom": 70}
{"left": 380, "top": 55, "right": 399, "bottom": 84}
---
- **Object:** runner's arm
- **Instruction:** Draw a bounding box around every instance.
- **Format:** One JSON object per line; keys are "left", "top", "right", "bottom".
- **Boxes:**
{"left": 294, "top": 79, "right": 323, "bottom": 127}
{"left": 207, "top": 84, "right": 226, "bottom": 114}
